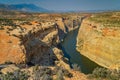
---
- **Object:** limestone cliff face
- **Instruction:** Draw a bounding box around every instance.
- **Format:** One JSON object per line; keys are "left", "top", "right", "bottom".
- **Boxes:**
{"left": 0, "top": 15, "right": 81, "bottom": 65}
{"left": 77, "top": 19, "right": 120, "bottom": 69}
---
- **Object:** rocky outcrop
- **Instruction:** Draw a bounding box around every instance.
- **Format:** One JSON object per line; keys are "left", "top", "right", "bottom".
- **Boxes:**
{"left": 77, "top": 19, "right": 120, "bottom": 69}
{"left": 0, "top": 14, "right": 81, "bottom": 65}
{"left": 0, "top": 13, "right": 88, "bottom": 80}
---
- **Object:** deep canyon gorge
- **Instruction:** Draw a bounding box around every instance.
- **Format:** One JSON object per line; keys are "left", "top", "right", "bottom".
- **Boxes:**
{"left": 0, "top": 11, "right": 120, "bottom": 80}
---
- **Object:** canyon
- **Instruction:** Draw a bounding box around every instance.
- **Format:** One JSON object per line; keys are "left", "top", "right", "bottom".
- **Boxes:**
{"left": 77, "top": 12, "right": 120, "bottom": 70}
{"left": 0, "top": 13, "right": 81, "bottom": 65}
{"left": 0, "top": 12, "right": 89, "bottom": 80}
{"left": 0, "top": 11, "right": 120, "bottom": 80}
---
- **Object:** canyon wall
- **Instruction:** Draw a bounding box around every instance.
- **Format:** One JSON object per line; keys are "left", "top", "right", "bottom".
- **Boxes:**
{"left": 77, "top": 19, "right": 120, "bottom": 69}
{"left": 0, "top": 15, "right": 81, "bottom": 65}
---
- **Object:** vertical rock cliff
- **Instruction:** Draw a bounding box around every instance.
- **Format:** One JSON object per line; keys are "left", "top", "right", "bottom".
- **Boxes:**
{"left": 77, "top": 13, "right": 120, "bottom": 69}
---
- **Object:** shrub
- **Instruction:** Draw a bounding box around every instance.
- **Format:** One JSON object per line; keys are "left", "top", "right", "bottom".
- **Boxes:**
{"left": 72, "top": 64, "right": 81, "bottom": 71}
{"left": 56, "top": 69, "right": 64, "bottom": 80}
{"left": 41, "top": 74, "right": 52, "bottom": 80}
{"left": 54, "top": 66, "right": 73, "bottom": 77}
{"left": 92, "top": 67, "right": 108, "bottom": 78}
{"left": 0, "top": 70, "right": 29, "bottom": 80}
{"left": 88, "top": 67, "right": 120, "bottom": 80}
{"left": 33, "top": 66, "right": 53, "bottom": 80}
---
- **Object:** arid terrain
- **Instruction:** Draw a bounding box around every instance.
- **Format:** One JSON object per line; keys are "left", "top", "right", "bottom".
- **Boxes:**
{"left": 0, "top": 10, "right": 89, "bottom": 80}
{"left": 0, "top": 10, "right": 120, "bottom": 80}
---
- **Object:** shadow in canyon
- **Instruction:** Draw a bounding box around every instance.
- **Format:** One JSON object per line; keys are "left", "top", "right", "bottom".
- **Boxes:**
{"left": 60, "top": 17, "right": 101, "bottom": 74}
{"left": 19, "top": 32, "right": 59, "bottom": 67}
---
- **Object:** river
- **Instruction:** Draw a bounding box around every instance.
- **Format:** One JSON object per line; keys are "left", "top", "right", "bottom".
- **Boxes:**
{"left": 60, "top": 27, "right": 101, "bottom": 74}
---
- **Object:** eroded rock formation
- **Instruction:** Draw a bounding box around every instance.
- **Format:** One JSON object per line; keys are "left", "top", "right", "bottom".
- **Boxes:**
{"left": 77, "top": 19, "right": 120, "bottom": 69}
{"left": 0, "top": 14, "right": 81, "bottom": 66}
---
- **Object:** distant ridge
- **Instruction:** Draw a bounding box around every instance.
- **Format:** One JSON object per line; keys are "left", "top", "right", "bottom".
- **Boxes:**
{"left": 0, "top": 3, "right": 49, "bottom": 12}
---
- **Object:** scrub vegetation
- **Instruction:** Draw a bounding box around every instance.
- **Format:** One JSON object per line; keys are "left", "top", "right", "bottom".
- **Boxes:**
{"left": 88, "top": 12, "right": 120, "bottom": 27}
{"left": 88, "top": 67, "right": 120, "bottom": 80}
